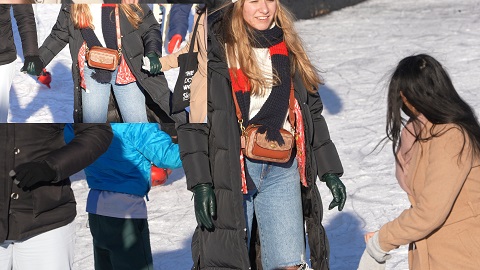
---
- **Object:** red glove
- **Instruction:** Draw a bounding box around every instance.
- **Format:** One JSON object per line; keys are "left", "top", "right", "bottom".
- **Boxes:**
{"left": 151, "top": 165, "right": 172, "bottom": 186}
{"left": 168, "top": 34, "right": 183, "bottom": 54}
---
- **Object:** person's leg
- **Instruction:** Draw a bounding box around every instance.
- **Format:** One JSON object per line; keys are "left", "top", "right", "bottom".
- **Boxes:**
{"left": 111, "top": 81, "right": 148, "bottom": 122}
{"left": 12, "top": 221, "right": 76, "bottom": 270}
{"left": 0, "top": 62, "right": 17, "bottom": 123}
{"left": 89, "top": 214, "right": 153, "bottom": 270}
{"left": 253, "top": 158, "right": 306, "bottom": 270}
{"left": 243, "top": 187, "right": 258, "bottom": 249}
{"left": 89, "top": 213, "right": 114, "bottom": 270}
{"left": 0, "top": 241, "right": 14, "bottom": 270}
{"left": 244, "top": 158, "right": 269, "bottom": 250}
{"left": 82, "top": 65, "right": 112, "bottom": 122}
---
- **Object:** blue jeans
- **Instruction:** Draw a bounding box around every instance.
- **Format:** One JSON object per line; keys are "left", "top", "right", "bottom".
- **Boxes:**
{"left": 243, "top": 157, "right": 306, "bottom": 270}
{"left": 82, "top": 65, "right": 148, "bottom": 123}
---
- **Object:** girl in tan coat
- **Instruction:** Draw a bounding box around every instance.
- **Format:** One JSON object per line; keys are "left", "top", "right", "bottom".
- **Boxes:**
{"left": 159, "top": 5, "right": 207, "bottom": 123}
{"left": 361, "top": 54, "right": 480, "bottom": 270}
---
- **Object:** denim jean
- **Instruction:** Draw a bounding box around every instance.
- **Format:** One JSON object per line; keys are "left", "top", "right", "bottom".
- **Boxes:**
{"left": 82, "top": 65, "right": 148, "bottom": 123}
{"left": 243, "top": 157, "right": 306, "bottom": 270}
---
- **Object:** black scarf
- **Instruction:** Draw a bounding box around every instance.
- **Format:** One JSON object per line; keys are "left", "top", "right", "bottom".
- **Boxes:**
{"left": 232, "top": 25, "right": 291, "bottom": 145}
{"left": 81, "top": 5, "right": 118, "bottom": 83}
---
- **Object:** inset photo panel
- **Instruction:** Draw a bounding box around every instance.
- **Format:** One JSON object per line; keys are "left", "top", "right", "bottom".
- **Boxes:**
{"left": 2, "top": 2, "right": 205, "bottom": 124}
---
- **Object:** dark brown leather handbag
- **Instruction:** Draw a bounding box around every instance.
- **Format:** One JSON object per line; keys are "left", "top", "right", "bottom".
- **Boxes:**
{"left": 233, "top": 85, "right": 296, "bottom": 163}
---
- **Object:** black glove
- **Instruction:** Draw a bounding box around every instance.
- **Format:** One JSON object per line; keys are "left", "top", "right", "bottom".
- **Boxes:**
{"left": 21, "top": 55, "right": 45, "bottom": 76}
{"left": 146, "top": 52, "right": 162, "bottom": 75}
{"left": 321, "top": 173, "right": 346, "bottom": 211}
{"left": 14, "top": 161, "right": 56, "bottom": 189}
{"left": 193, "top": 183, "right": 216, "bottom": 230}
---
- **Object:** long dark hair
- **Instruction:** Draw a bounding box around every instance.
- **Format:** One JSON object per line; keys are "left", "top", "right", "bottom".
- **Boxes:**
{"left": 386, "top": 54, "right": 480, "bottom": 159}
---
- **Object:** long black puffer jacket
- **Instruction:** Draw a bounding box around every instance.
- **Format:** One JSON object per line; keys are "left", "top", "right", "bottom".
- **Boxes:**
{"left": 39, "top": 4, "right": 187, "bottom": 124}
{"left": 0, "top": 124, "right": 113, "bottom": 242}
{"left": 176, "top": 10, "right": 343, "bottom": 270}
{"left": 0, "top": 4, "right": 38, "bottom": 66}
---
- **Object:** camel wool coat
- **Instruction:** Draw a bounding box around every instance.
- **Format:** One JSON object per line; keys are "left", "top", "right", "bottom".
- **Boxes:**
{"left": 160, "top": 12, "right": 207, "bottom": 123}
{"left": 378, "top": 122, "right": 480, "bottom": 269}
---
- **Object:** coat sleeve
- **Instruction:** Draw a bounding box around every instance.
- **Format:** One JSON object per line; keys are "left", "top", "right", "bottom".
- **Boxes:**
{"left": 139, "top": 4, "right": 162, "bottom": 57}
{"left": 44, "top": 124, "right": 113, "bottom": 182}
{"left": 176, "top": 122, "right": 212, "bottom": 190}
{"left": 159, "top": 40, "right": 185, "bottom": 71}
{"left": 129, "top": 123, "right": 183, "bottom": 169}
{"left": 160, "top": 12, "right": 203, "bottom": 72}
{"left": 38, "top": 4, "right": 72, "bottom": 67}
{"left": 166, "top": 4, "right": 192, "bottom": 41}
{"left": 378, "top": 127, "right": 474, "bottom": 252}
{"left": 307, "top": 89, "right": 344, "bottom": 178}
{"left": 12, "top": 5, "right": 39, "bottom": 57}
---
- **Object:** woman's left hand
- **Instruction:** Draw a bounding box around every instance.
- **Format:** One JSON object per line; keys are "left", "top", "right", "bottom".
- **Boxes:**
{"left": 365, "top": 231, "right": 376, "bottom": 243}
{"left": 365, "top": 231, "right": 391, "bottom": 263}
{"left": 146, "top": 52, "right": 162, "bottom": 75}
{"left": 322, "top": 173, "right": 347, "bottom": 211}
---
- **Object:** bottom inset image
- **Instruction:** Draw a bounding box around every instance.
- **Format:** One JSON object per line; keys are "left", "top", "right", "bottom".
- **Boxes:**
{"left": 0, "top": 123, "right": 195, "bottom": 270}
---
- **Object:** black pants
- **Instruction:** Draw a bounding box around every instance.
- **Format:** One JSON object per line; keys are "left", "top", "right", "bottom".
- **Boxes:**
{"left": 88, "top": 213, "right": 153, "bottom": 270}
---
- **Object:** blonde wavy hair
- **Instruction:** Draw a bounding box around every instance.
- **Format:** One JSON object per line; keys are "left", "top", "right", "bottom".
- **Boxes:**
{"left": 224, "top": 0, "right": 322, "bottom": 95}
{"left": 71, "top": 4, "right": 144, "bottom": 30}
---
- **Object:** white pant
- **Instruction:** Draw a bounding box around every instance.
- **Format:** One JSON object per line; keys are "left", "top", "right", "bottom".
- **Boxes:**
{"left": 0, "top": 61, "right": 16, "bottom": 123}
{"left": 0, "top": 221, "right": 76, "bottom": 270}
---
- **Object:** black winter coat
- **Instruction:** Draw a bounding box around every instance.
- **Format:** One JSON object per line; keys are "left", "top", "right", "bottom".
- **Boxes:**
{"left": 38, "top": 4, "right": 187, "bottom": 124}
{"left": 177, "top": 11, "right": 343, "bottom": 270}
{"left": 0, "top": 4, "right": 38, "bottom": 66}
{"left": 0, "top": 124, "right": 112, "bottom": 242}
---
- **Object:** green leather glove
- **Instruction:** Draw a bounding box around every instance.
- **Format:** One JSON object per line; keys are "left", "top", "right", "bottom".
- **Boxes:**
{"left": 193, "top": 183, "right": 216, "bottom": 230}
{"left": 321, "top": 173, "right": 346, "bottom": 211}
{"left": 146, "top": 52, "right": 162, "bottom": 75}
{"left": 21, "top": 55, "right": 44, "bottom": 76}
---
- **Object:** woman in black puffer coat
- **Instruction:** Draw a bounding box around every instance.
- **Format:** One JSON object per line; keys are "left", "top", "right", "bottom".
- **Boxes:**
{"left": 0, "top": 123, "right": 112, "bottom": 270}
{"left": 177, "top": 1, "right": 346, "bottom": 269}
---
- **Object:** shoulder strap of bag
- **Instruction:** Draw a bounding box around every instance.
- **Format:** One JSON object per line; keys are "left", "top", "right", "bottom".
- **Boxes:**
{"left": 186, "top": 13, "right": 203, "bottom": 54}
{"left": 288, "top": 83, "right": 296, "bottom": 129}
{"left": 231, "top": 83, "right": 246, "bottom": 133}
{"left": 115, "top": 5, "right": 122, "bottom": 57}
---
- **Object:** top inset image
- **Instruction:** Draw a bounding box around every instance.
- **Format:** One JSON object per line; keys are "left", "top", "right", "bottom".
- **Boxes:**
{"left": 1, "top": 1, "right": 203, "bottom": 3}
{"left": 1, "top": 2, "right": 205, "bottom": 123}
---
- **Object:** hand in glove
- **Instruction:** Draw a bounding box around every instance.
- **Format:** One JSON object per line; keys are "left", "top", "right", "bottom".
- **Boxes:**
{"left": 146, "top": 52, "right": 162, "bottom": 75}
{"left": 365, "top": 231, "right": 391, "bottom": 263}
{"left": 14, "top": 161, "right": 56, "bottom": 189}
{"left": 193, "top": 183, "right": 216, "bottom": 230}
{"left": 357, "top": 248, "right": 387, "bottom": 270}
{"left": 321, "top": 173, "right": 346, "bottom": 211}
{"left": 21, "top": 55, "right": 45, "bottom": 76}
{"left": 168, "top": 34, "right": 183, "bottom": 54}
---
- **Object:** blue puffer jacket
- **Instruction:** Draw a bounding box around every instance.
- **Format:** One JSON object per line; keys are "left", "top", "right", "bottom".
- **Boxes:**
{"left": 65, "top": 123, "right": 182, "bottom": 197}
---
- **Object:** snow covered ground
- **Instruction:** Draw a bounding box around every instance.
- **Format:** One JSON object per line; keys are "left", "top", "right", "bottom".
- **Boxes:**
{"left": 8, "top": 0, "right": 480, "bottom": 269}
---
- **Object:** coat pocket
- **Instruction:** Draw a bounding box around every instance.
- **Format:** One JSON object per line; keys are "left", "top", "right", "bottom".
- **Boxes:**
{"left": 32, "top": 181, "right": 74, "bottom": 217}
{"left": 458, "top": 224, "right": 480, "bottom": 266}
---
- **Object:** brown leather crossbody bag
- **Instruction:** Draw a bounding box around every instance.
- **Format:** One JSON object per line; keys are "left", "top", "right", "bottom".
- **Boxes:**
{"left": 232, "top": 85, "right": 296, "bottom": 163}
{"left": 86, "top": 5, "right": 121, "bottom": 71}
